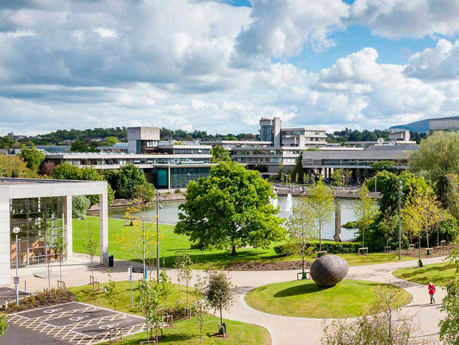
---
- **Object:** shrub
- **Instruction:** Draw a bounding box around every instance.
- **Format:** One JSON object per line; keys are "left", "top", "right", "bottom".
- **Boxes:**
{"left": 0, "top": 288, "right": 76, "bottom": 313}
{"left": 274, "top": 241, "right": 363, "bottom": 256}
{"left": 175, "top": 188, "right": 181, "bottom": 194}
{"left": 72, "top": 195, "right": 91, "bottom": 219}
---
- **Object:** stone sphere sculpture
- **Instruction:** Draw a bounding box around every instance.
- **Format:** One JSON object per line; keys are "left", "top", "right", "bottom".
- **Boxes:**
{"left": 310, "top": 255, "right": 349, "bottom": 287}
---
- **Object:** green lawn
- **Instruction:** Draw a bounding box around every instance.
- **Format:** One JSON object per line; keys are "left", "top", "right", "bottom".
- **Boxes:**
{"left": 69, "top": 281, "right": 196, "bottom": 316}
{"left": 73, "top": 217, "right": 416, "bottom": 270}
{"left": 104, "top": 317, "right": 271, "bottom": 345}
{"left": 393, "top": 262, "right": 457, "bottom": 287}
{"left": 245, "top": 279, "right": 412, "bottom": 318}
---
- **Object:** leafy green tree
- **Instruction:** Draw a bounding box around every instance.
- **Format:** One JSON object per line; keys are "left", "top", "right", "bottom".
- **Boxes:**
{"left": 331, "top": 168, "right": 344, "bottom": 187}
{"left": 286, "top": 195, "right": 316, "bottom": 277}
{"left": 105, "top": 272, "right": 122, "bottom": 333}
{"left": 103, "top": 136, "right": 119, "bottom": 147}
{"left": 180, "top": 251, "right": 193, "bottom": 310}
{"left": 70, "top": 140, "right": 91, "bottom": 152}
{"left": 205, "top": 271, "right": 234, "bottom": 326}
{"left": 371, "top": 161, "right": 396, "bottom": 172}
{"left": 72, "top": 195, "right": 91, "bottom": 219}
{"left": 133, "top": 182, "right": 155, "bottom": 203}
{"left": 159, "top": 269, "right": 174, "bottom": 313}
{"left": 19, "top": 145, "right": 45, "bottom": 172}
{"left": 52, "top": 163, "right": 82, "bottom": 180}
{"left": 104, "top": 169, "right": 120, "bottom": 196}
{"left": 0, "top": 155, "right": 36, "bottom": 178}
{"left": 83, "top": 225, "right": 98, "bottom": 278}
{"left": 308, "top": 178, "right": 336, "bottom": 251}
{"left": 440, "top": 280, "right": 459, "bottom": 345}
{"left": 354, "top": 184, "right": 379, "bottom": 250}
{"left": 277, "top": 162, "right": 284, "bottom": 180}
{"left": 437, "top": 174, "right": 459, "bottom": 218}
{"left": 117, "top": 163, "right": 148, "bottom": 199}
{"left": 53, "top": 236, "right": 67, "bottom": 282}
{"left": 136, "top": 279, "right": 162, "bottom": 344}
{"left": 0, "top": 313, "right": 8, "bottom": 337}
{"left": 291, "top": 152, "right": 305, "bottom": 182}
{"left": 175, "top": 161, "right": 285, "bottom": 256}
{"left": 210, "top": 146, "right": 231, "bottom": 163}
{"left": 192, "top": 275, "right": 209, "bottom": 345}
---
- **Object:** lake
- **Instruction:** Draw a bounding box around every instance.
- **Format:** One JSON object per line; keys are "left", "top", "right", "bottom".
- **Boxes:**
{"left": 108, "top": 197, "right": 359, "bottom": 241}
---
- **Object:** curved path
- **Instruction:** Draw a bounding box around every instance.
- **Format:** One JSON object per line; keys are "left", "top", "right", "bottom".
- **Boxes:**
{"left": 14, "top": 255, "right": 447, "bottom": 345}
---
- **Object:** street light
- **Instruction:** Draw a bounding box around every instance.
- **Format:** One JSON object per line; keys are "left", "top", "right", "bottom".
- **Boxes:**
{"left": 12, "top": 227, "right": 20, "bottom": 305}
{"left": 155, "top": 191, "right": 163, "bottom": 281}
{"left": 398, "top": 179, "right": 403, "bottom": 261}
{"left": 375, "top": 176, "right": 377, "bottom": 193}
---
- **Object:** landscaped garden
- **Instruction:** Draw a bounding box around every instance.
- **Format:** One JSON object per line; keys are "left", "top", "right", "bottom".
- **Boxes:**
{"left": 70, "top": 281, "right": 271, "bottom": 345}
{"left": 73, "top": 217, "right": 416, "bottom": 270}
{"left": 393, "top": 262, "right": 456, "bottom": 287}
{"left": 244, "top": 279, "right": 412, "bottom": 318}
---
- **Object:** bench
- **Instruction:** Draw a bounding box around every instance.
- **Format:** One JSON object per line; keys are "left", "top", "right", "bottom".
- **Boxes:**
{"left": 57, "top": 280, "right": 66, "bottom": 289}
{"left": 384, "top": 246, "right": 391, "bottom": 253}
{"left": 358, "top": 247, "right": 368, "bottom": 256}
{"left": 316, "top": 251, "right": 327, "bottom": 258}
{"left": 440, "top": 240, "right": 446, "bottom": 246}
{"left": 409, "top": 244, "right": 415, "bottom": 250}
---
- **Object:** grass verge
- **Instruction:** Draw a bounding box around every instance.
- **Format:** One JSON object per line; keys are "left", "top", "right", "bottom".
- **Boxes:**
{"left": 393, "top": 262, "right": 456, "bottom": 287}
{"left": 245, "top": 279, "right": 412, "bottom": 318}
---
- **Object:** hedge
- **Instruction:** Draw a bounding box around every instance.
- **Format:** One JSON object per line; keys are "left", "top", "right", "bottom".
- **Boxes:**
{"left": 274, "top": 241, "right": 363, "bottom": 256}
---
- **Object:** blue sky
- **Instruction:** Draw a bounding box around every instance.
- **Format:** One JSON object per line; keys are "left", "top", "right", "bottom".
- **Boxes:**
{"left": 0, "top": 0, "right": 459, "bottom": 135}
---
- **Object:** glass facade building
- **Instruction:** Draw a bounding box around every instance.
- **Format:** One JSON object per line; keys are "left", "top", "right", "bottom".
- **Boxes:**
{"left": 10, "top": 197, "right": 66, "bottom": 268}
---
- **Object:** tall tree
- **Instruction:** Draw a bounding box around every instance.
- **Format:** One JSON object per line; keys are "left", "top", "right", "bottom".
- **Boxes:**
{"left": 210, "top": 146, "right": 231, "bottom": 163}
{"left": 286, "top": 195, "right": 316, "bottom": 277}
{"left": 331, "top": 168, "right": 344, "bottom": 187}
{"left": 83, "top": 225, "right": 98, "bottom": 279}
{"left": 18, "top": 145, "right": 45, "bottom": 172}
{"left": 136, "top": 279, "right": 162, "bottom": 344}
{"left": 205, "top": 271, "right": 234, "bottom": 327}
{"left": 292, "top": 152, "right": 305, "bottom": 182}
{"left": 105, "top": 272, "right": 121, "bottom": 334}
{"left": 308, "top": 178, "right": 336, "bottom": 251}
{"left": 175, "top": 161, "right": 285, "bottom": 256}
{"left": 354, "top": 184, "right": 380, "bottom": 250}
{"left": 440, "top": 280, "right": 459, "bottom": 345}
{"left": 117, "top": 163, "right": 149, "bottom": 199}
{"left": 192, "top": 275, "right": 209, "bottom": 345}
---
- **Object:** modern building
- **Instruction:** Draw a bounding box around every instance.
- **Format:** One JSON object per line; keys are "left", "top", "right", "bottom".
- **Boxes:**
{"left": 0, "top": 178, "right": 109, "bottom": 285}
{"left": 344, "top": 130, "right": 416, "bottom": 148}
{"left": 429, "top": 117, "right": 459, "bottom": 135}
{"left": 203, "top": 140, "right": 272, "bottom": 149}
{"left": 127, "top": 126, "right": 160, "bottom": 154}
{"left": 302, "top": 144, "right": 418, "bottom": 181}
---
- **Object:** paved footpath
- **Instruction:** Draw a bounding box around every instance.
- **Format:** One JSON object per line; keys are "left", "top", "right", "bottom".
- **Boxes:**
{"left": 10, "top": 254, "right": 447, "bottom": 345}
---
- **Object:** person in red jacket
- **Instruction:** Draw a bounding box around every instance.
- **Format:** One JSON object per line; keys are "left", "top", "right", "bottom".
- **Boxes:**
{"left": 428, "top": 282, "right": 436, "bottom": 304}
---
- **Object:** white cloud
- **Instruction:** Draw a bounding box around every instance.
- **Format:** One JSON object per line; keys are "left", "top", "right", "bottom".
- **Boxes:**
{"left": 405, "top": 39, "right": 459, "bottom": 80}
{"left": 350, "top": 0, "right": 459, "bottom": 39}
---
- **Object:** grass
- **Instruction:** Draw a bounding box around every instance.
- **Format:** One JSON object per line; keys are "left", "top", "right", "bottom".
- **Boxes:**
{"left": 393, "top": 262, "right": 457, "bottom": 287}
{"left": 69, "top": 281, "right": 271, "bottom": 345}
{"left": 69, "top": 281, "right": 197, "bottom": 316}
{"left": 73, "top": 217, "right": 416, "bottom": 270}
{"left": 105, "top": 316, "right": 271, "bottom": 345}
{"left": 245, "top": 279, "right": 412, "bottom": 318}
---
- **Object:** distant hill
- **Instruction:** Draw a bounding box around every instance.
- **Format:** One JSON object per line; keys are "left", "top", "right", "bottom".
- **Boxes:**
{"left": 389, "top": 119, "right": 430, "bottom": 133}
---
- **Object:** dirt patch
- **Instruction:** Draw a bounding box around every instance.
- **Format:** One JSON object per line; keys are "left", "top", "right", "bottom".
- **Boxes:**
{"left": 226, "top": 260, "right": 312, "bottom": 271}
{"left": 393, "top": 244, "right": 455, "bottom": 258}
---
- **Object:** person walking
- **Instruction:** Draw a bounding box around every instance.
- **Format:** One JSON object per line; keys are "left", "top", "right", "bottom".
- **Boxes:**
{"left": 428, "top": 282, "right": 436, "bottom": 304}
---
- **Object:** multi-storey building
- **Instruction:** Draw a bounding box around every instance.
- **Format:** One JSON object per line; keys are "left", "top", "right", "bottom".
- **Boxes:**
{"left": 429, "top": 116, "right": 459, "bottom": 135}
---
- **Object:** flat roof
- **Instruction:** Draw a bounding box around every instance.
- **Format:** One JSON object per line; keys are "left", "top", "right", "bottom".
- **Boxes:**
{"left": 45, "top": 153, "right": 211, "bottom": 159}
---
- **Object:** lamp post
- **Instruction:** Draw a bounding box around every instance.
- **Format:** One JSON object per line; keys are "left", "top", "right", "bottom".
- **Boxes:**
{"left": 375, "top": 176, "right": 377, "bottom": 193}
{"left": 342, "top": 174, "right": 346, "bottom": 190}
{"left": 398, "top": 179, "right": 402, "bottom": 261}
{"left": 155, "top": 190, "right": 162, "bottom": 281}
{"left": 13, "top": 227, "right": 20, "bottom": 305}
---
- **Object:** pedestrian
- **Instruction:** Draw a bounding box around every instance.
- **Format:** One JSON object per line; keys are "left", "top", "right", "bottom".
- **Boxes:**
{"left": 130, "top": 220, "right": 134, "bottom": 226}
{"left": 428, "top": 282, "right": 436, "bottom": 304}
{"left": 124, "top": 220, "right": 128, "bottom": 227}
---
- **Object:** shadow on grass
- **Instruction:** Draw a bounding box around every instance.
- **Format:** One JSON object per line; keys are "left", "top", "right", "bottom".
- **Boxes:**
{"left": 273, "top": 283, "right": 332, "bottom": 298}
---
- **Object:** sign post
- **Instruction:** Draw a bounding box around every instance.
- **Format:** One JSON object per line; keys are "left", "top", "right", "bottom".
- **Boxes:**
{"left": 13, "top": 227, "right": 20, "bottom": 306}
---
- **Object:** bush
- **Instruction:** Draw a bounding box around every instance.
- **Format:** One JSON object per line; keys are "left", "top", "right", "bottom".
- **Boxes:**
{"left": 0, "top": 288, "right": 76, "bottom": 313}
{"left": 175, "top": 188, "right": 181, "bottom": 194}
{"left": 274, "top": 241, "right": 363, "bottom": 256}
{"left": 72, "top": 195, "right": 91, "bottom": 219}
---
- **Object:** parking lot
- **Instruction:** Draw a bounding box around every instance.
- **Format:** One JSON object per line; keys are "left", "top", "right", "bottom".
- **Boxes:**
{"left": 5, "top": 302, "right": 146, "bottom": 344}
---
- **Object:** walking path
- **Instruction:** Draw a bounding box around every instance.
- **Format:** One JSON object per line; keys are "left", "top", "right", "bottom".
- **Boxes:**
{"left": 9, "top": 254, "right": 447, "bottom": 345}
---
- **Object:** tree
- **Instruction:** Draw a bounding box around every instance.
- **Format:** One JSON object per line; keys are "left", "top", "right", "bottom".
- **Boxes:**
{"left": 175, "top": 161, "right": 285, "bottom": 256}
{"left": 437, "top": 174, "right": 459, "bottom": 218}
{"left": 158, "top": 269, "right": 173, "bottom": 314}
{"left": 180, "top": 251, "right": 193, "bottom": 310}
{"left": 371, "top": 161, "right": 396, "bottom": 172}
{"left": 308, "top": 178, "right": 336, "bottom": 251}
{"left": 41, "top": 162, "right": 56, "bottom": 176}
{"left": 291, "top": 152, "right": 305, "bottom": 182}
{"left": 83, "top": 225, "right": 98, "bottom": 278}
{"left": 210, "top": 146, "right": 231, "bottom": 163}
{"left": 277, "top": 162, "right": 284, "bottom": 181}
{"left": 72, "top": 195, "right": 91, "bottom": 219}
{"left": 354, "top": 184, "right": 379, "bottom": 250}
{"left": 117, "top": 163, "right": 149, "bottom": 199}
{"left": 19, "top": 145, "right": 45, "bottom": 172}
{"left": 132, "top": 182, "right": 155, "bottom": 203}
{"left": 105, "top": 272, "right": 122, "bottom": 334}
{"left": 52, "top": 163, "right": 82, "bottom": 180}
{"left": 70, "top": 140, "right": 91, "bottom": 152}
{"left": 53, "top": 236, "right": 67, "bottom": 283}
{"left": 192, "top": 275, "right": 209, "bottom": 345}
{"left": 331, "top": 168, "right": 344, "bottom": 187}
{"left": 0, "top": 314, "right": 8, "bottom": 337}
{"left": 115, "top": 198, "right": 158, "bottom": 272}
{"left": 136, "top": 279, "right": 162, "bottom": 344}
{"left": 103, "top": 136, "right": 119, "bottom": 147}
{"left": 205, "top": 271, "right": 234, "bottom": 326}
{"left": 0, "top": 155, "right": 35, "bottom": 178}
{"left": 286, "top": 195, "right": 316, "bottom": 277}
{"left": 440, "top": 280, "right": 459, "bottom": 345}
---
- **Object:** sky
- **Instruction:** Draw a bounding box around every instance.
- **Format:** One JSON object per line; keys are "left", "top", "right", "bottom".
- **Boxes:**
{"left": 1, "top": 0, "right": 459, "bottom": 136}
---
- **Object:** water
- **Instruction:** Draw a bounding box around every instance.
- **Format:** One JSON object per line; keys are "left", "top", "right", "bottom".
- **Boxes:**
{"left": 108, "top": 197, "right": 359, "bottom": 241}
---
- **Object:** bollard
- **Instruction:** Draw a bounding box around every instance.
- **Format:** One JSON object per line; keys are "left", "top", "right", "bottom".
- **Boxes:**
{"left": 24, "top": 280, "right": 27, "bottom": 293}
